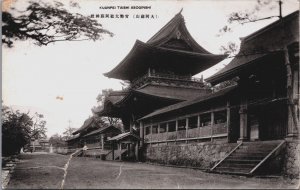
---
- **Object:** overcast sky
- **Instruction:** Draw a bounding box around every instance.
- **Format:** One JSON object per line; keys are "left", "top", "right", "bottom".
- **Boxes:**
{"left": 2, "top": 0, "right": 298, "bottom": 137}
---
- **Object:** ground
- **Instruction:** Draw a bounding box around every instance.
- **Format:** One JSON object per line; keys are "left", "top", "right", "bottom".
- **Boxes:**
{"left": 6, "top": 153, "right": 300, "bottom": 189}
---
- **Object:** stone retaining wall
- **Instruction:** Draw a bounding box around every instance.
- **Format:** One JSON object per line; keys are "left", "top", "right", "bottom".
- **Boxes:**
{"left": 145, "top": 141, "right": 237, "bottom": 169}
{"left": 284, "top": 140, "right": 300, "bottom": 178}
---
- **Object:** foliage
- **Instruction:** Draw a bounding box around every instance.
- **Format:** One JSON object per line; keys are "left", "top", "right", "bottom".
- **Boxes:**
{"left": 217, "top": 0, "right": 281, "bottom": 56}
{"left": 62, "top": 126, "right": 78, "bottom": 140}
{"left": 30, "top": 112, "right": 47, "bottom": 139}
{"left": 49, "top": 133, "right": 66, "bottom": 147}
{"left": 1, "top": 105, "right": 48, "bottom": 156}
{"left": 2, "top": 106, "right": 31, "bottom": 155}
{"left": 2, "top": 1, "right": 113, "bottom": 47}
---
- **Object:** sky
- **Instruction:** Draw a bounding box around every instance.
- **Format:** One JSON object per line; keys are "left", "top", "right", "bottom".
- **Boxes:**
{"left": 2, "top": 0, "right": 299, "bottom": 137}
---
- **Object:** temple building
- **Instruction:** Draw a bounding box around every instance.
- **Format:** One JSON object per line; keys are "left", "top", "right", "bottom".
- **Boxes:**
{"left": 94, "top": 11, "right": 299, "bottom": 176}
{"left": 93, "top": 11, "right": 227, "bottom": 160}
{"left": 138, "top": 11, "right": 299, "bottom": 176}
{"left": 66, "top": 116, "right": 121, "bottom": 157}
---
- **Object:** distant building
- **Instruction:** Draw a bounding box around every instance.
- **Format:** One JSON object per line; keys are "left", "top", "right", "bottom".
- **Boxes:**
{"left": 29, "top": 138, "right": 50, "bottom": 152}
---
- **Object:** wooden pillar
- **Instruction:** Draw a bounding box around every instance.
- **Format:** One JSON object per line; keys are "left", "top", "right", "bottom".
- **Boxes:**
{"left": 127, "top": 144, "right": 130, "bottom": 157}
{"left": 197, "top": 115, "right": 201, "bottom": 137}
{"left": 166, "top": 123, "right": 169, "bottom": 145}
{"left": 238, "top": 98, "right": 248, "bottom": 142}
{"left": 111, "top": 141, "right": 115, "bottom": 160}
{"left": 285, "top": 47, "right": 299, "bottom": 138}
{"left": 139, "top": 121, "right": 144, "bottom": 147}
{"left": 185, "top": 117, "right": 189, "bottom": 143}
{"left": 226, "top": 101, "right": 231, "bottom": 143}
{"left": 130, "top": 119, "right": 133, "bottom": 133}
{"left": 135, "top": 142, "right": 139, "bottom": 161}
{"left": 101, "top": 134, "right": 105, "bottom": 150}
{"left": 158, "top": 124, "right": 160, "bottom": 134}
{"left": 211, "top": 112, "right": 214, "bottom": 141}
{"left": 175, "top": 119, "right": 178, "bottom": 143}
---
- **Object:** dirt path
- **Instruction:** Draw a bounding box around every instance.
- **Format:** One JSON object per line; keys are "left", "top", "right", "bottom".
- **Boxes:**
{"left": 6, "top": 153, "right": 300, "bottom": 189}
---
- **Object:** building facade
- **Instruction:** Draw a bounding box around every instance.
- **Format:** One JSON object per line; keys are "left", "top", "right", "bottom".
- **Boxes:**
{"left": 96, "top": 11, "right": 299, "bottom": 176}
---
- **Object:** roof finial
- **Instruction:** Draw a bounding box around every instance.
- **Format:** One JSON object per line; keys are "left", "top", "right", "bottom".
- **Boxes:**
{"left": 179, "top": 8, "right": 183, "bottom": 14}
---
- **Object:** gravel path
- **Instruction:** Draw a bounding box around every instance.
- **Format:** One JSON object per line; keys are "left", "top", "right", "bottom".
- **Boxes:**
{"left": 6, "top": 153, "right": 300, "bottom": 189}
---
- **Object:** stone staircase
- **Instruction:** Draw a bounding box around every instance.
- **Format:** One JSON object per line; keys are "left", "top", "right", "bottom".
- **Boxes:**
{"left": 210, "top": 140, "right": 285, "bottom": 176}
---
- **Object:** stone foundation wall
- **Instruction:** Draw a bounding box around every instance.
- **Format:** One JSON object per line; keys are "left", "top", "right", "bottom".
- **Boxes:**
{"left": 284, "top": 140, "right": 300, "bottom": 178}
{"left": 145, "top": 141, "right": 237, "bottom": 169}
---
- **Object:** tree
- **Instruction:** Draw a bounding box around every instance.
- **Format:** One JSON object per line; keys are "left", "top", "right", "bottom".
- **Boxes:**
{"left": 1, "top": 106, "right": 48, "bottom": 156}
{"left": 49, "top": 133, "right": 66, "bottom": 147}
{"left": 30, "top": 112, "right": 47, "bottom": 139}
{"left": 2, "top": 106, "right": 32, "bottom": 155}
{"left": 95, "top": 89, "right": 122, "bottom": 127}
{"left": 2, "top": 0, "right": 113, "bottom": 47}
{"left": 62, "top": 126, "right": 77, "bottom": 140}
{"left": 217, "top": 0, "right": 283, "bottom": 56}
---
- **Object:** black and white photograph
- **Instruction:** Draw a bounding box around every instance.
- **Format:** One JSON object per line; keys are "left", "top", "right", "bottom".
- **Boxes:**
{"left": 1, "top": 0, "right": 300, "bottom": 189}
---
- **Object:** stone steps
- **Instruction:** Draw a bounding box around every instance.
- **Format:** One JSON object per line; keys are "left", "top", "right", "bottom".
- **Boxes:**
{"left": 210, "top": 140, "right": 282, "bottom": 175}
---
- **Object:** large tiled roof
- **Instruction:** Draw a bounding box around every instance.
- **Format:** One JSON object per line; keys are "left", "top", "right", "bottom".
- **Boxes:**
{"left": 83, "top": 125, "right": 121, "bottom": 138}
{"left": 108, "top": 132, "right": 140, "bottom": 141}
{"left": 104, "top": 11, "right": 227, "bottom": 81}
{"left": 207, "top": 11, "right": 299, "bottom": 85}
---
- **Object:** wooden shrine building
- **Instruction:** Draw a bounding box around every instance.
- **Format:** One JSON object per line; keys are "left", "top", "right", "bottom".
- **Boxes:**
{"left": 95, "top": 11, "right": 299, "bottom": 176}
{"left": 93, "top": 11, "right": 227, "bottom": 160}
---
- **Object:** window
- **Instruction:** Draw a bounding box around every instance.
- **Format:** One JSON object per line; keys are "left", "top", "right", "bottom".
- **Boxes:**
{"left": 214, "top": 110, "right": 227, "bottom": 124}
{"left": 145, "top": 126, "right": 150, "bottom": 135}
{"left": 159, "top": 123, "right": 167, "bottom": 133}
{"left": 178, "top": 119, "right": 186, "bottom": 131}
{"left": 188, "top": 116, "right": 198, "bottom": 129}
{"left": 152, "top": 125, "right": 158, "bottom": 134}
{"left": 200, "top": 113, "right": 211, "bottom": 127}
{"left": 168, "top": 121, "right": 176, "bottom": 132}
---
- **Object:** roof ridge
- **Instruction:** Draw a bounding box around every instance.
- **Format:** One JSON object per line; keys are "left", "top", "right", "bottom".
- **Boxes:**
{"left": 147, "top": 12, "right": 184, "bottom": 44}
{"left": 242, "top": 11, "right": 299, "bottom": 43}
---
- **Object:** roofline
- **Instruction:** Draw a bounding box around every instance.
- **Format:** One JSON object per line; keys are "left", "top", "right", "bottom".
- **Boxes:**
{"left": 206, "top": 51, "right": 283, "bottom": 85}
{"left": 104, "top": 40, "right": 227, "bottom": 80}
{"left": 243, "top": 11, "right": 299, "bottom": 43}
{"left": 138, "top": 85, "right": 237, "bottom": 121}
{"left": 147, "top": 11, "right": 184, "bottom": 43}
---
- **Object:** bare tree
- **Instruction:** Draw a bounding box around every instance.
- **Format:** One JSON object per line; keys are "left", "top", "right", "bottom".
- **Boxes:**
{"left": 217, "top": 0, "right": 283, "bottom": 56}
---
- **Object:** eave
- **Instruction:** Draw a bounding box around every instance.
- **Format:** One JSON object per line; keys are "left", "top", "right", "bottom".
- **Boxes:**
{"left": 104, "top": 40, "right": 227, "bottom": 81}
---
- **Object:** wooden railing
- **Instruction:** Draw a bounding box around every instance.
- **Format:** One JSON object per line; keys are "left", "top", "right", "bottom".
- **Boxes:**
{"left": 128, "top": 72, "right": 205, "bottom": 90}
{"left": 145, "top": 123, "right": 228, "bottom": 143}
